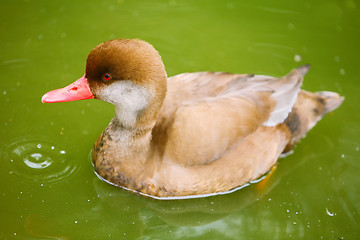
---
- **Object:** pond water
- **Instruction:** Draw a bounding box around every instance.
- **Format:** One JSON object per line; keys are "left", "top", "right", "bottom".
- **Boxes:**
{"left": 1, "top": 0, "right": 359, "bottom": 239}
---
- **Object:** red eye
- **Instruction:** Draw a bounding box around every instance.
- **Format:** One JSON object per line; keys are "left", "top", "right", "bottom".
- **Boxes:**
{"left": 103, "top": 73, "right": 111, "bottom": 81}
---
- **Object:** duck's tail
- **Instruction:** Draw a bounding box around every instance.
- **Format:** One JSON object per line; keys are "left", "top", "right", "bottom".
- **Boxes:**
{"left": 283, "top": 90, "right": 344, "bottom": 152}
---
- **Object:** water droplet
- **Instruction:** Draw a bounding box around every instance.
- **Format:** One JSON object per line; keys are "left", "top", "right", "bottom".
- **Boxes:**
{"left": 326, "top": 208, "right": 335, "bottom": 216}
{"left": 294, "top": 54, "right": 302, "bottom": 62}
{"left": 3, "top": 138, "right": 78, "bottom": 183}
{"left": 75, "top": 220, "right": 78, "bottom": 224}
{"left": 3, "top": 90, "right": 6, "bottom": 95}
{"left": 339, "top": 68, "right": 345, "bottom": 75}
{"left": 341, "top": 154, "right": 345, "bottom": 158}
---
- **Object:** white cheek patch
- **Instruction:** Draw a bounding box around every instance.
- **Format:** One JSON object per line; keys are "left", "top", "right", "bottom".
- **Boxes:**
{"left": 98, "top": 80, "right": 151, "bottom": 127}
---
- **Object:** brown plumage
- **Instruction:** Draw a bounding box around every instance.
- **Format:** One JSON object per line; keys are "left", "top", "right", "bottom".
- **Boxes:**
{"left": 42, "top": 39, "right": 344, "bottom": 199}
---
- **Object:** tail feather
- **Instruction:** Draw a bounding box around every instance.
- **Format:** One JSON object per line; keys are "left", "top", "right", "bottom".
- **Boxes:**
{"left": 316, "top": 91, "right": 345, "bottom": 114}
{"left": 283, "top": 90, "right": 344, "bottom": 152}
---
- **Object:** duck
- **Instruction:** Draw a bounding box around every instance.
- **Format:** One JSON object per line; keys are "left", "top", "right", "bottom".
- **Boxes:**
{"left": 42, "top": 39, "right": 344, "bottom": 199}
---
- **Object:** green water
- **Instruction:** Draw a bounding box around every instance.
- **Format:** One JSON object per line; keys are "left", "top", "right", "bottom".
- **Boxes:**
{"left": 1, "top": 0, "right": 359, "bottom": 239}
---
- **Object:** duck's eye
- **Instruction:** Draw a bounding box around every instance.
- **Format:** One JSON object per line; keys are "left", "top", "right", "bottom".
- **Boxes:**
{"left": 103, "top": 73, "right": 111, "bottom": 81}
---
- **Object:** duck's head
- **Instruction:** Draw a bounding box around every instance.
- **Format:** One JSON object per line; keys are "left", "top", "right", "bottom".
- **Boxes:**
{"left": 42, "top": 39, "right": 168, "bottom": 128}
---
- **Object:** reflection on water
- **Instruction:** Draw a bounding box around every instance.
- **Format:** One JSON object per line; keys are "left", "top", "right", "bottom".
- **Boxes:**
{"left": 4, "top": 138, "right": 78, "bottom": 183}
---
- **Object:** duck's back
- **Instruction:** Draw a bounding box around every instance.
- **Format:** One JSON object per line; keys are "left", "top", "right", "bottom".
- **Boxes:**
{"left": 152, "top": 68, "right": 305, "bottom": 165}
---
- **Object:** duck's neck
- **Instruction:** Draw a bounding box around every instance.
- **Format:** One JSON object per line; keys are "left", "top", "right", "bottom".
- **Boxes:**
{"left": 99, "top": 86, "right": 165, "bottom": 161}
{"left": 92, "top": 116, "right": 155, "bottom": 186}
{"left": 107, "top": 116, "right": 155, "bottom": 157}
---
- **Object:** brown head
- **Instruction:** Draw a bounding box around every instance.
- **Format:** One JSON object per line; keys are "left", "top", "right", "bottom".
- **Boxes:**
{"left": 42, "top": 39, "right": 168, "bottom": 128}
{"left": 86, "top": 39, "right": 167, "bottom": 101}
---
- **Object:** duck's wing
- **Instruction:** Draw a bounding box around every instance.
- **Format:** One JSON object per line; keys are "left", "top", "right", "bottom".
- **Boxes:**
{"left": 153, "top": 66, "right": 309, "bottom": 167}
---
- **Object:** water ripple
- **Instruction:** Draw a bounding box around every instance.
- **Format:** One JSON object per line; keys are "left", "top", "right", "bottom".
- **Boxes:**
{"left": 4, "top": 138, "right": 78, "bottom": 183}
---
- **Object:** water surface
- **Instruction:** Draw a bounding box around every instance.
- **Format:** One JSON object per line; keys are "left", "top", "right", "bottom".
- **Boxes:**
{"left": 1, "top": 0, "right": 359, "bottom": 239}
